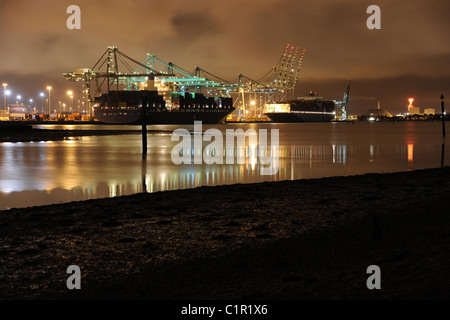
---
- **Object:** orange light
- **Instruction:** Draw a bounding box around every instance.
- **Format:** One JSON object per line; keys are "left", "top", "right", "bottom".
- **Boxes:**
{"left": 408, "top": 144, "right": 414, "bottom": 163}
{"left": 408, "top": 98, "right": 414, "bottom": 109}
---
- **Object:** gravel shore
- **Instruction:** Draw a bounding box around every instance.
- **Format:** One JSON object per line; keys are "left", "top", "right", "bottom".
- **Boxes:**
{"left": 1, "top": 167, "right": 449, "bottom": 300}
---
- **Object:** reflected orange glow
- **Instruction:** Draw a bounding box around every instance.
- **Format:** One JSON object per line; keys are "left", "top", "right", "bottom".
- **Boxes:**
{"left": 408, "top": 143, "right": 414, "bottom": 163}
{"left": 1, "top": 124, "right": 447, "bottom": 210}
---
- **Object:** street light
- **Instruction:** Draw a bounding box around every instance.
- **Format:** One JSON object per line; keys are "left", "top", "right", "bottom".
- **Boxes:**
{"left": 39, "top": 92, "right": 45, "bottom": 113}
{"left": 29, "top": 99, "right": 34, "bottom": 115}
{"left": 5, "top": 90, "right": 11, "bottom": 107}
{"left": 47, "top": 86, "right": 52, "bottom": 116}
{"left": 84, "top": 89, "right": 90, "bottom": 116}
{"left": 2, "top": 83, "right": 7, "bottom": 111}
{"left": 16, "top": 95, "right": 22, "bottom": 104}
{"left": 67, "top": 90, "right": 73, "bottom": 112}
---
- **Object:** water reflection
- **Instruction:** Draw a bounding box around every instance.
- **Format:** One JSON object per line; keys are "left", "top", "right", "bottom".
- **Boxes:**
{"left": 142, "top": 154, "right": 147, "bottom": 193}
{"left": 1, "top": 122, "right": 449, "bottom": 210}
{"left": 408, "top": 144, "right": 414, "bottom": 170}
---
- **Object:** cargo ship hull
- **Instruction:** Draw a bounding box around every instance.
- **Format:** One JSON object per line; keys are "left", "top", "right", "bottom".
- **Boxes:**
{"left": 264, "top": 112, "right": 335, "bottom": 123}
{"left": 264, "top": 92, "right": 336, "bottom": 123}
{"left": 94, "top": 108, "right": 233, "bottom": 124}
{"left": 93, "top": 90, "right": 235, "bottom": 124}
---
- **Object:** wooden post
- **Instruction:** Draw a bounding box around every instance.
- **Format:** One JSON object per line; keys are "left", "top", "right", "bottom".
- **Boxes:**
{"left": 441, "top": 94, "right": 446, "bottom": 137}
{"left": 142, "top": 95, "right": 148, "bottom": 155}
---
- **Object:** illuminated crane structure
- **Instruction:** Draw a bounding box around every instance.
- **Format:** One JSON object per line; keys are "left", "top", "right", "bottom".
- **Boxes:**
{"left": 63, "top": 44, "right": 306, "bottom": 118}
{"left": 334, "top": 79, "right": 351, "bottom": 121}
{"left": 232, "top": 44, "right": 306, "bottom": 117}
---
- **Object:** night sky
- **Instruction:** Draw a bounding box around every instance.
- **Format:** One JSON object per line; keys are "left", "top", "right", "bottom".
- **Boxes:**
{"left": 1, "top": 0, "right": 449, "bottom": 115}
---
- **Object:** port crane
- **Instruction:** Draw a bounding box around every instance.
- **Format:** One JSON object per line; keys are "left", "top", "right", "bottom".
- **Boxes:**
{"left": 227, "top": 43, "right": 306, "bottom": 118}
{"left": 64, "top": 44, "right": 306, "bottom": 119}
{"left": 64, "top": 46, "right": 241, "bottom": 114}
{"left": 334, "top": 79, "right": 351, "bottom": 121}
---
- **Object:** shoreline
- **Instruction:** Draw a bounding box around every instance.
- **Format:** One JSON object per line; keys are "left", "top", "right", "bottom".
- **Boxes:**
{"left": 1, "top": 167, "right": 449, "bottom": 299}
{"left": 0, "top": 124, "right": 174, "bottom": 142}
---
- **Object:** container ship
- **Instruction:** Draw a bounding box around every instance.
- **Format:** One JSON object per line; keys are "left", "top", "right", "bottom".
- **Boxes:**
{"left": 264, "top": 91, "right": 335, "bottom": 123}
{"left": 93, "top": 89, "right": 234, "bottom": 124}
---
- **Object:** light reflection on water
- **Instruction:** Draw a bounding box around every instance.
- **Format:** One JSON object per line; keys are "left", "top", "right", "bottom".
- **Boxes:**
{"left": 0, "top": 121, "right": 448, "bottom": 210}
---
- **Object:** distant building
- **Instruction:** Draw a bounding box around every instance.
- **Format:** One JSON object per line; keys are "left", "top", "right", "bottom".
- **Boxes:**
{"left": 0, "top": 110, "right": 8, "bottom": 121}
{"left": 363, "top": 101, "right": 393, "bottom": 118}
{"left": 424, "top": 108, "right": 436, "bottom": 115}
{"left": 409, "top": 106, "right": 421, "bottom": 115}
{"left": 8, "top": 105, "right": 28, "bottom": 120}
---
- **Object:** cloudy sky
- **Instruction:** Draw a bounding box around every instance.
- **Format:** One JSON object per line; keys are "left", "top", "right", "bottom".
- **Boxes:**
{"left": 1, "top": 0, "right": 449, "bottom": 114}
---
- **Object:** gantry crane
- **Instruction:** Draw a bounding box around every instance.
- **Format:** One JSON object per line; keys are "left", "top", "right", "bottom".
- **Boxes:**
{"left": 334, "top": 79, "right": 351, "bottom": 121}
{"left": 64, "top": 44, "right": 306, "bottom": 119}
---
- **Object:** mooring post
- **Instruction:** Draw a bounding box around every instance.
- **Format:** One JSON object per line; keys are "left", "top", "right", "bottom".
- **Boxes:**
{"left": 441, "top": 94, "right": 446, "bottom": 137}
{"left": 142, "top": 95, "right": 148, "bottom": 155}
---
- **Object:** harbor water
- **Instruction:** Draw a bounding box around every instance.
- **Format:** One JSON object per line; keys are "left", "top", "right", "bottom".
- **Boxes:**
{"left": 0, "top": 121, "right": 448, "bottom": 210}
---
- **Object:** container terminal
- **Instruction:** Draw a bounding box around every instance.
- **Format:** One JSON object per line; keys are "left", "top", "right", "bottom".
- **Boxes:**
{"left": 1, "top": 44, "right": 352, "bottom": 124}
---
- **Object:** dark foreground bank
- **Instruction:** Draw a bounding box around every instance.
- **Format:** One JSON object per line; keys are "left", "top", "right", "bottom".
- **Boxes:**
{"left": 1, "top": 167, "right": 449, "bottom": 300}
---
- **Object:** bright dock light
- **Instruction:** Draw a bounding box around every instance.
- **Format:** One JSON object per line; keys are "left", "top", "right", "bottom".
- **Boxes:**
{"left": 47, "top": 86, "right": 52, "bottom": 115}
{"left": 2, "top": 83, "right": 7, "bottom": 110}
